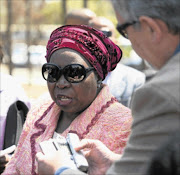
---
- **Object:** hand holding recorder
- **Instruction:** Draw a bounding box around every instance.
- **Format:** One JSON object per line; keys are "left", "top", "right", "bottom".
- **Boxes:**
{"left": 36, "top": 133, "right": 88, "bottom": 175}
{"left": 0, "top": 145, "right": 16, "bottom": 173}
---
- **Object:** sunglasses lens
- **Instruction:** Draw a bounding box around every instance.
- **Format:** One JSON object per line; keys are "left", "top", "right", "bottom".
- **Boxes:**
{"left": 64, "top": 64, "right": 86, "bottom": 83}
{"left": 42, "top": 64, "right": 89, "bottom": 83}
{"left": 42, "top": 64, "right": 60, "bottom": 82}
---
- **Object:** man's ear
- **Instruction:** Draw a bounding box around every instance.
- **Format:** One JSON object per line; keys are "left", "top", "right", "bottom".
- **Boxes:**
{"left": 139, "top": 16, "right": 162, "bottom": 43}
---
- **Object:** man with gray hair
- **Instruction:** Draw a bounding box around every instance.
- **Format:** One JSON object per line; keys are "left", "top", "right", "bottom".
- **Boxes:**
{"left": 88, "top": 16, "right": 146, "bottom": 107}
{"left": 35, "top": 0, "right": 180, "bottom": 175}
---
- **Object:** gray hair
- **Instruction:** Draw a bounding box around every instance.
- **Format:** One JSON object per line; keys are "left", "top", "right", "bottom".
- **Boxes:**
{"left": 111, "top": 0, "right": 180, "bottom": 34}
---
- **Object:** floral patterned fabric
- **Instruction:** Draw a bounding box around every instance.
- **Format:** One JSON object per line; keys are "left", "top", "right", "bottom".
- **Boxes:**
{"left": 3, "top": 85, "right": 132, "bottom": 175}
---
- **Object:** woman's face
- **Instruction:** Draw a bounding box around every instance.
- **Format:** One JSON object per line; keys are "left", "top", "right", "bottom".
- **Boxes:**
{"left": 48, "top": 48, "right": 99, "bottom": 114}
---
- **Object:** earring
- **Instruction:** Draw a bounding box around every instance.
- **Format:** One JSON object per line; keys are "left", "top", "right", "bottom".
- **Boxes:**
{"left": 97, "top": 80, "right": 102, "bottom": 88}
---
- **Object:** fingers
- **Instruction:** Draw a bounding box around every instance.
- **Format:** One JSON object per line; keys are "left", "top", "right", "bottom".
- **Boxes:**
{"left": 0, "top": 154, "right": 10, "bottom": 163}
{"left": 81, "top": 150, "right": 90, "bottom": 159}
{"left": 0, "top": 154, "right": 11, "bottom": 174}
{"left": 5, "top": 154, "right": 11, "bottom": 162}
{"left": 0, "top": 156, "right": 6, "bottom": 163}
{"left": 75, "top": 139, "right": 100, "bottom": 152}
{"left": 0, "top": 162, "right": 7, "bottom": 169}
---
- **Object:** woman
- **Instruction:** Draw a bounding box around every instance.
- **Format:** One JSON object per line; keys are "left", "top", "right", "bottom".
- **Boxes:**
{"left": 3, "top": 25, "right": 132, "bottom": 175}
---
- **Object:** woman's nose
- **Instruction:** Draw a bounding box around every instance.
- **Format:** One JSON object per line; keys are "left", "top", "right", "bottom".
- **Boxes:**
{"left": 56, "top": 75, "right": 71, "bottom": 89}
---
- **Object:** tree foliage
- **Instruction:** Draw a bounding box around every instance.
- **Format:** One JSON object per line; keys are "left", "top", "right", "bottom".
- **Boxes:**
{"left": 40, "top": 2, "right": 63, "bottom": 24}
{"left": 39, "top": 0, "right": 117, "bottom": 25}
{"left": 1, "top": 0, "right": 117, "bottom": 25}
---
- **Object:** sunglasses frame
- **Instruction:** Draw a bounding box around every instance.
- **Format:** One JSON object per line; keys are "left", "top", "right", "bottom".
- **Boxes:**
{"left": 101, "top": 30, "right": 112, "bottom": 37}
{"left": 42, "top": 63, "right": 95, "bottom": 83}
{"left": 116, "top": 21, "right": 138, "bottom": 39}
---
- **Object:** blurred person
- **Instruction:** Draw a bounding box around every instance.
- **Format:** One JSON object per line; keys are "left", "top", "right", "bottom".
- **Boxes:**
{"left": 3, "top": 25, "right": 132, "bottom": 175}
{"left": 34, "top": 0, "right": 180, "bottom": 175}
{"left": 89, "top": 16, "right": 145, "bottom": 106}
{"left": 65, "top": 8, "right": 96, "bottom": 25}
{"left": 0, "top": 44, "right": 30, "bottom": 173}
{"left": 0, "top": 44, "right": 3, "bottom": 60}
{"left": 88, "top": 16, "right": 117, "bottom": 43}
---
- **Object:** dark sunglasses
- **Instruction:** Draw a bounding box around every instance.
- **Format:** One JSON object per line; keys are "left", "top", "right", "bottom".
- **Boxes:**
{"left": 116, "top": 21, "right": 138, "bottom": 39}
{"left": 101, "top": 30, "right": 112, "bottom": 37}
{"left": 42, "top": 63, "right": 95, "bottom": 83}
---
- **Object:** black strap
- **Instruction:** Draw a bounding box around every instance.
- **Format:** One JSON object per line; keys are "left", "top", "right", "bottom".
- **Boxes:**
{"left": 3, "top": 100, "right": 29, "bottom": 149}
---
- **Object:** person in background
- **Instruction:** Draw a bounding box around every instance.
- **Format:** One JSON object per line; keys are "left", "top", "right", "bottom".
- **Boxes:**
{"left": 0, "top": 44, "right": 30, "bottom": 173}
{"left": 88, "top": 16, "right": 117, "bottom": 43}
{"left": 88, "top": 16, "right": 145, "bottom": 106}
{"left": 65, "top": 8, "right": 96, "bottom": 25}
{"left": 35, "top": 0, "right": 180, "bottom": 174}
{"left": 3, "top": 25, "right": 132, "bottom": 175}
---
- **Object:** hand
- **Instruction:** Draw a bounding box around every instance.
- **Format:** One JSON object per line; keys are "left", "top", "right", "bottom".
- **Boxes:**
{"left": 0, "top": 154, "right": 11, "bottom": 174}
{"left": 36, "top": 151, "right": 72, "bottom": 175}
{"left": 75, "top": 139, "right": 121, "bottom": 175}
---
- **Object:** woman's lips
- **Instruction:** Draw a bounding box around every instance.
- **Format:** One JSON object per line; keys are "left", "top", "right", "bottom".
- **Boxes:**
{"left": 56, "top": 95, "right": 72, "bottom": 106}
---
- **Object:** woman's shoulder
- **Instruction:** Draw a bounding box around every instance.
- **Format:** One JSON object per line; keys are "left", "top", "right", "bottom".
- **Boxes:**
{"left": 94, "top": 101, "right": 132, "bottom": 154}
{"left": 105, "top": 100, "right": 131, "bottom": 117}
{"left": 97, "top": 100, "right": 132, "bottom": 129}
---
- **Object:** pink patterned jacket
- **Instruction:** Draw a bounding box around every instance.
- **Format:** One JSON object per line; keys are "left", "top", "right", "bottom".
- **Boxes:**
{"left": 3, "top": 85, "right": 132, "bottom": 175}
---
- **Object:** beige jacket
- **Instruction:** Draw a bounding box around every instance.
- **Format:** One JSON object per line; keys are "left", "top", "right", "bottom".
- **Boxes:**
{"left": 61, "top": 52, "right": 180, "bottom": 175}
{"left": 107, "top": 52, "right": 180, "bottom": 175}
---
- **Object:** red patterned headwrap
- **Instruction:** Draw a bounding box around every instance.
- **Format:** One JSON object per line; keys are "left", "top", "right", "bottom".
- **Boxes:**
{"left": 45, "top": 25, "right": 122, "bottom": 80}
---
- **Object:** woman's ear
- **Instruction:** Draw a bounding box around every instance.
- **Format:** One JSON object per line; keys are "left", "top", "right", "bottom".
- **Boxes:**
{"left": 139, "top": 16, "right": 162, "bottom": 43}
